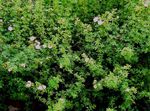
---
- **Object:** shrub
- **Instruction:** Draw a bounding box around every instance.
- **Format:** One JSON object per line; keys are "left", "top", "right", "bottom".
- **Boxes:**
{"left": 0, "top": 0, "right": 150, "bottom": 111}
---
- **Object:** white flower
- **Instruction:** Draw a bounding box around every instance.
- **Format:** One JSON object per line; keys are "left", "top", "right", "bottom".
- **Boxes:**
{"left": 48, "top": 44, "right": 53, "bottom": 49}
{"left": 29, "top": 36, "right": 36, "bottom": 41}
{"left": 125, "top": 88, "right": 130, "bottom": 92}
{"left": 42, "top": 44, "right": 47, "bottom": 48}
{"left": 85, "top": 57, "right": 90, "bottom": 63}
{"left": 8, "top": 26, "right": 13, "bottom": 31}
{"left": 93, "top": 84, "right": 97, "bottom": 89}
{"left": 35, "top": 44, "right": 41, "bottom": 50}
{"left": 21, "top": 16, "right": 24, "bottom": 19}
{"left": 144, "top": 3, "right": 148, "bottom": 7}
{"left": 0, "top": 19, "right": 3, "bottom": 22}
{"left": 20, "top": 63, "right": 26, "bottom": 68}
{"left": 93, "top": 16, "right": 99, "bottom": 22}
{"left": 25, "top": 81, "right": 33, "bottom": 88}
{"left": 98, "top": 20, "right": 104, "bottom": 25}
{"left": 35, "top": 40, "right": 40, "bottom": 45}
{"left": 37, "top": 85, "right": 46, "bottom": 91}
{"left": 144, "top": 0, "right": 150, "bottom": 7}
{"left": 93, "top": 79, "right": 97, "bottom": 84}
{"left": 8, "top": 68, "right": 12, "bottom": 72}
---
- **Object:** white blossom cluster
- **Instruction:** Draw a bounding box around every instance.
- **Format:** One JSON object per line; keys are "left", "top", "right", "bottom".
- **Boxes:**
{"left": 8, "top": 26, "right": 13, "bottom": 31}
{"left": 25, "top": 81, "right": 34, "bottom": 88}
{"left": 0, "top": 19, "right": 3, "bottom": 22}
{"left": 93, "top": 16, "right": 104, "bottom": 25}
{"left": 8, "top": 68, "right": 12, "bottom": 72}
{"left": 20, "top": 63, "right": 26, "bottom": 68}
{"left": 37, "top": 84, "right": 46, "bottom": 91}
{"left": 25, "top": 81, "right": 46, "bottom": 91}
{"left": 144, "top": 0, "right": 150, "bottom": 7}
{"left": 29, "top": 36, "right": 53, "bottom": 50}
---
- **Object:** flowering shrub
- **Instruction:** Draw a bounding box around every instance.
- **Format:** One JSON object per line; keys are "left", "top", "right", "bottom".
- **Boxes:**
{"left": 0, "top": 0, "right": 150, "bottom": 111}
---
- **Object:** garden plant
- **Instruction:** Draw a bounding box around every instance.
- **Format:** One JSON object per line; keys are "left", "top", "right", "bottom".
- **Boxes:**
{"left": 0, "top": 0, "right": 150, "bottom": 111}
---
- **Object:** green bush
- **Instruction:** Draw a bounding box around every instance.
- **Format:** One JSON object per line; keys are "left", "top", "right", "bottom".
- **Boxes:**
{"left": 0, "top": 0, "right": 150, "bottom": 111}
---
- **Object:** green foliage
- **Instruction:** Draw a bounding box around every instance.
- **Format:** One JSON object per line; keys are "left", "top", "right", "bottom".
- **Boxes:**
{"left": 0, "top": 0, "right": 150, "bottom": 110}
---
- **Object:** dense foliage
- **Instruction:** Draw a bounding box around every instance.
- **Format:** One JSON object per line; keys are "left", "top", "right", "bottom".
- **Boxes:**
{"left": 0, "top": 0, "right": 150, "bottom": 111}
